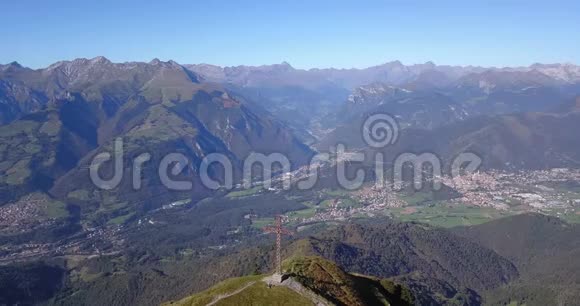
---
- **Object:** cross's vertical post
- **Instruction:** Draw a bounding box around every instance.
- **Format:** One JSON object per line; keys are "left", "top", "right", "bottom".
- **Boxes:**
{"left": 263, "top": 215, "right": 293, "bottom": 280}
{"left": 275, "top": 215, "right": 282, "bottom": 275}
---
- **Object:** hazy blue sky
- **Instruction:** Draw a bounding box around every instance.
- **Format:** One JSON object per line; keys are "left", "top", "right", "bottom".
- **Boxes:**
{"left": 2, "top": 0, "right": 579, "bottom": 69}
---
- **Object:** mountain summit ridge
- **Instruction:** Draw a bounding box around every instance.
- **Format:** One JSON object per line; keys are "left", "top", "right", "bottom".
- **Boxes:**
{"left": 164, "top": 256, "right": 414, "bottom": 306}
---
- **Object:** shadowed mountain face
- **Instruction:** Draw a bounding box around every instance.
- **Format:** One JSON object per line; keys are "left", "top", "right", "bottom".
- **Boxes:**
{"left": 0, "top": 262, "right": 65, "bottom": 305}
{"left": 290, "top": 222, "right": 517, "bottom": 305}
{"left": 453, "top": 213, "right": 580, "bottom": 305}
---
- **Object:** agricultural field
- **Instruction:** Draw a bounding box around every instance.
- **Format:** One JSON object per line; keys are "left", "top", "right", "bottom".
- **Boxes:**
{"left": 389, "top": 203, "right": 512, "bottom": 228}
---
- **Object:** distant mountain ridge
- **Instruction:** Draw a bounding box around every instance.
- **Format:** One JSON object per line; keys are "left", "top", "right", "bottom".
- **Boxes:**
{"left": 4, "top": 58, "right": 579, "bottom": 91}
{"left": 186, "top": 60, "right": 580, "bottom": 87}
{"left": 3, "top": 57, "right": 578, "bottom": 125}
{"left": 187, "top": 59, "right": 580, "bottom": 142}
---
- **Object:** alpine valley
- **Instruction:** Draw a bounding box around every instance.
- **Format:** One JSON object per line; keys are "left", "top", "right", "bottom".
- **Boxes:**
{"left": 2, "top": 57, "right": 580, "bottom": 305}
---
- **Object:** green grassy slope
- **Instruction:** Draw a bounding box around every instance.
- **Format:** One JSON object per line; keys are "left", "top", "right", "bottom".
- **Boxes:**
{"left": 163, "top": 275, "right": 312, "bottom": 306}
{"left": 283, "top": 256, "right": 413, "bottom": 306}
{"left": 165, "top": 256, "right": 413, "bottom": 306}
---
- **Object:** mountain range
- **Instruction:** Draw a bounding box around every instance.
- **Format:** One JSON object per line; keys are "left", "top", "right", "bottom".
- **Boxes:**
{"left": 2, "top": 57, "right": 580, "bottom": 224}
{"left": 2, "top": 57, "right": 580, "bottom": 305}
{"left": 0, "top": 57, "right": 314, "bottom": 226}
